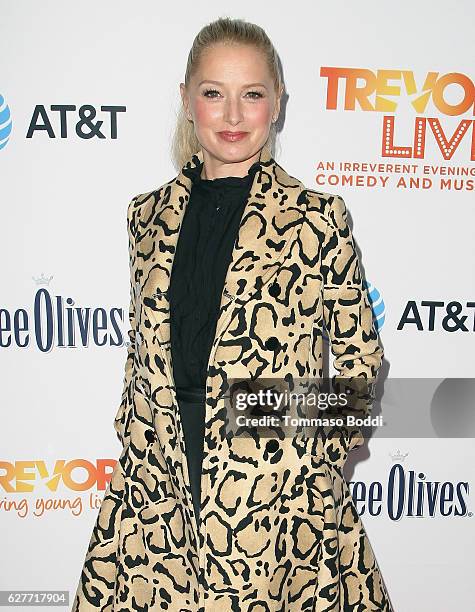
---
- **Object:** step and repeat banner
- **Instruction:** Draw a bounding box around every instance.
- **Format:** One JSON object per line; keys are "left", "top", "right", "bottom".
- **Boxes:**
{"left": 1, "top": 2, "right": 473, "bottom": 610}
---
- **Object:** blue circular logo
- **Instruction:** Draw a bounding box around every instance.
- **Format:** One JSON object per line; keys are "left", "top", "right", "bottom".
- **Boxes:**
{"left": 365, "top": 279, "right": 385, "bottom": 332}
{"left": 0, "top": 94, "right": 13, "bottom": 150}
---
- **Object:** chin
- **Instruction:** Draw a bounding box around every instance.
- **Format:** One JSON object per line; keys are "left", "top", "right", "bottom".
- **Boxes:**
{"left": 210, "top": 141, "right": 262, "bottom": 160}
{"left": 209, "top": 148, "right": 249, "bottom": 162}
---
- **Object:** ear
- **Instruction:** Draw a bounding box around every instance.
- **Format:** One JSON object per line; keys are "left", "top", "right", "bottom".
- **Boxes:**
{"left": 273, "top": 86, "right": 284, "bottom": 121}
{"left": 180, "top": 83, "right": 192, "bottom": 121}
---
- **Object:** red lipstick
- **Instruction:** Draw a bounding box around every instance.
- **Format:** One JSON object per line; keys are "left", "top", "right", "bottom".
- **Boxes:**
{"left": 218, "top": 131, "right": 248, "bottom": 142}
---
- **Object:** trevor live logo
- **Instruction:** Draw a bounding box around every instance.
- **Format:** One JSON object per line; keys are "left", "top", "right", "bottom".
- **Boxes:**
{"left": 320, "top": 67, "right": 475, "bottom": 161}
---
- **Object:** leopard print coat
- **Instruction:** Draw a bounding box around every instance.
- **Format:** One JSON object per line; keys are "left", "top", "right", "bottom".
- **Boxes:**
{"left": 72, "top": 145, "right": 393, "bottom": 611}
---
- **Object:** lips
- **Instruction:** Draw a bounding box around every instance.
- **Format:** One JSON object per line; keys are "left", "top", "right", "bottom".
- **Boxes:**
{"left": 218, "top": 131, "right": 248, "bottom": 142}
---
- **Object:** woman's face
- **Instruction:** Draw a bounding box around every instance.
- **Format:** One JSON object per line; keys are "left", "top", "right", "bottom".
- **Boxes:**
{"left": 180, "top": 43, "right": 281, "bottom": 176}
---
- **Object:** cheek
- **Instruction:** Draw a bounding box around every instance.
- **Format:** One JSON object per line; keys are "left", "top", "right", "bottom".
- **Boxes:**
{"left": 193, "top": 99, "right": 273, "bottom": 129}
{"left": 194, "top": 99, "right": 220, "bottom": 125}
{"left": 245, "top": 103, "right": 273, "bottom": 128}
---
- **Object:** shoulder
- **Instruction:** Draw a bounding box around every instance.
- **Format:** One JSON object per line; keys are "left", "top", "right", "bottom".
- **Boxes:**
{"left": 299, "top": 183, "right": 344, "bottom": 207}
{"left": 126, "top": 176, "right": 179, "bottom": 236}
{"left": 275, "top": 159, "right": 346, "bottom": 218}
{"left": 131, "top": 179, "right": 175, "bottom": 210}
{"left": 296, "top": 182, "right": 349, "bottom": 229}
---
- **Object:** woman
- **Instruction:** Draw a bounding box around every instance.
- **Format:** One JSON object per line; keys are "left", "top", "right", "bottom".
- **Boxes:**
{"left": 73, "top": 17, "right": 394, "bottom": 612}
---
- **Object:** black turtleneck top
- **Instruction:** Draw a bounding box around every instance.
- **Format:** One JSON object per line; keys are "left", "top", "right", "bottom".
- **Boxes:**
{"left": 169, "top": 158, "right": 261, "bottom": 390}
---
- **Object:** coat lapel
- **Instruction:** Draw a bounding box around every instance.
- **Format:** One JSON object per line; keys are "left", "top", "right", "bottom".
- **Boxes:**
{"left": 138, "top": 145, "right": 305, "bottom": 390}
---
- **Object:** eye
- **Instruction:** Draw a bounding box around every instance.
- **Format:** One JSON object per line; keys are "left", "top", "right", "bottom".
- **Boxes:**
{"left": 203, "top": 88, "right": 221, "bottom": 98}
{"left": 246, "top": 91, "right": 264, "bottom": 99}
{"left": 202, "top": 88, "right": 264, "bottom": 99}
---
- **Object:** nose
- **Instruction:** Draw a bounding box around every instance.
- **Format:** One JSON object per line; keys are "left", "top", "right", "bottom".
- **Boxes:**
{"left": 223, "top": 96, "right": 243, "bottom": 126}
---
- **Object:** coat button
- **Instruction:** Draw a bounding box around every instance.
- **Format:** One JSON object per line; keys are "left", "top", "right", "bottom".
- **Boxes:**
{"left": 265, "top": 336, "right": 280, "bottom": 351}
{"left": 269, "top": 282, "right": 280, "bottom": 297}
{"left": 145, "top": 429, "right": 156, "bottom": 443}
{"left": 265, "top": 439, "right": 279, "bottom": 453}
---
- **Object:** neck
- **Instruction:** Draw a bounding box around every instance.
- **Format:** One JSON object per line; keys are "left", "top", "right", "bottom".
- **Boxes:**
{"left": 200, "top": 149, "right": 263, "bottom": 181}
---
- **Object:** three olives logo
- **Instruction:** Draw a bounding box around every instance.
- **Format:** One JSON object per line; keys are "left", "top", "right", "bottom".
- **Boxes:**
{"left": 1, "top": 275, "right": 128, "bottom": 351}
{"left": 350, "top": 457, "right": 471, "bottom": 520}
{"left": 0, "top": 94, "right": 13, "bottom": 150}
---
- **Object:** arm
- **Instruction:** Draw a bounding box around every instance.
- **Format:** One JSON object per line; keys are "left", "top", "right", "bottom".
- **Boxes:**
{"left": 113, "top": 195, "right": 139, "bottom": 448}
{"left": 321, "top": 194, "right": 383, "bottom": 452}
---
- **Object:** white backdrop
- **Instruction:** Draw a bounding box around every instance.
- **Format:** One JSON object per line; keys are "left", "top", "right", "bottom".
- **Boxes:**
{"left": 1, "top": 1, "right": 474, "bottom": 610}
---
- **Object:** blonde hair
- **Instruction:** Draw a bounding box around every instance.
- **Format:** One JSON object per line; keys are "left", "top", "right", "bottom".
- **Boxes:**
{"left": 171, "top": 16, "right": 283, "bottom": 171}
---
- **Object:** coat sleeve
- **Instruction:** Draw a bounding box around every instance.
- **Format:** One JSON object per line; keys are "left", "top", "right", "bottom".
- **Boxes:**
{"left": 113, "top": 195, "right": 139, "bottom": 448}
{"left": 321, "top": 194, "right": 384, "bottom": 452}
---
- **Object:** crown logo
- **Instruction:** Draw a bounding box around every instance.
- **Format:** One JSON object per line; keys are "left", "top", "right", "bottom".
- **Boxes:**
{"left": 32, "top": 272, "right": 53, "bottom": 286}
{"left": 390, "top": 449, "right": 408, "bottom": 462}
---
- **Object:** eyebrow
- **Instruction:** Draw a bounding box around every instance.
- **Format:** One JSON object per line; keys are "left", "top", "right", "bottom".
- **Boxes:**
{"left": 198, "top": 80, "right": 268, "bottom": 89}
